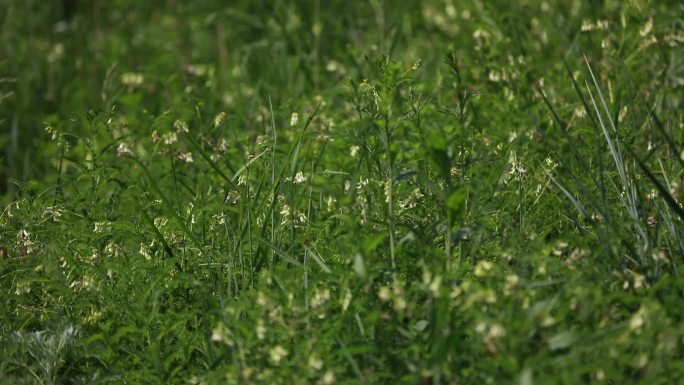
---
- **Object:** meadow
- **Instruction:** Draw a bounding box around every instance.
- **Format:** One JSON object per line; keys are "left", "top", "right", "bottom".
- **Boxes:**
{"left": 1, "top": 1, "right": 683, "bottom": 384}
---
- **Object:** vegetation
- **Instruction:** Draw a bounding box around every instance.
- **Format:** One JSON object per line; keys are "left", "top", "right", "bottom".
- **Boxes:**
{"left": 1, "top": 1, "right": 683, "bottom": 383}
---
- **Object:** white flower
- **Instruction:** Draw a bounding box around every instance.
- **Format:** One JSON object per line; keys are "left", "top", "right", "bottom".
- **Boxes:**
{"left": 213, "top": 112, "right": 227, "bottom": 128}
{"left": 325, "top": 60, "right": 340, "bottom": 72}
{"left": 116, "top": 143, "right": 133, "bottom": 157}
{"left": 378, "top": 286, "right": 391, "bottom": 302}
{"left": 211, "top": 323, "right": 233, "bottom": 345}
{"left": 93, "top": 221, "right": 111, "bottom": 233}
{"left": 310, "top": 288, "right": 331, "bottom": 308}
{"left": 162, "top": 132, "right": 178, "bottom": 145}
{"left": 326, "top": 196, "right": 336, "bottom": 211}
{"left": 318, "top": 371, "right": 335, "bottom": 385}
{"left": 290, "top": 112, "right": 299, "bottom": 127}
{"left": 308, "top": 355, "right": 324, "bottom": 371}
{"left": 178, "top": 152, "right": 194, "bottom": 163}
{"left": 340, "top": 289, "right": 352, "bottom": 312}
{"left": 256, "top": 319, "right": 266, "bottom": 340}
{"left": 293, "top": 171, "right": 307, "bottom": 184}
{"left": 429, "top": 275, "right": 442, "bottom": 297}
{"left": 629, "top": 311, "right": 645, "bottom": 332}
{"left": 356, "top": 177, "right": 369, "bottom": 190}
{"left": 474, "top": 260, "right": 494, "bottom": 277}
{"left": 488, "top": 323, "right": 506, "bottom": 338}
{"left": 269, "top": 345, "right": 288, "bottom": 365}
{"left": 173, "top": 120, "right": 189, "bottom": 133}
{"left": 121, "top": 72, "right": 144, "bottom": 87}
{"left": 349, "top": 146, "right": 360, "bottom": 157}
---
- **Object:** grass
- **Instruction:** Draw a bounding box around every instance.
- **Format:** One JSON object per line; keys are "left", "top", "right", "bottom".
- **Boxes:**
{"left": 1, "top": 1, "right": 683, "bottom": 384}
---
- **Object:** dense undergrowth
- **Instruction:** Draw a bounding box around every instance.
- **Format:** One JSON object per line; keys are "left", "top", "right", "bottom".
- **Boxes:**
{"left": 1, "top": 1, "right": 683, "bottom": 384}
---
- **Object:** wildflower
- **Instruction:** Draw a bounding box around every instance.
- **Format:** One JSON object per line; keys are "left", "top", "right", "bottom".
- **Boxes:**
{"left": 349, "top": 145, "right": 360, "bottom": 157}
{"left": 392, "top": 280, "right": 407, "bottom": 311}
{"left": 47, "top": 43, "right": 65, "bottom": 63}
{"left": 596, "top": 370, "right": 605, "bottom": 381}
{"left": 326, "top": 196, "right": 336, "bottom": 211}
{"left": 474, "top": 260, "right": 494, "bottom": 277}
{"left": 116, "top": 143, "right": 133, "bottom": 157}
{"left": 121, "top": 72, "right": 144, "bottom": 87}
{"left": 670, "top": 179, "right": 683, "bottom": 202}
{"left": 84, "top": 307, "right": 103, "bottom": 324}
{"left": 279, "top": 204, "right": 307, "bottom": 225}
{"left": 162, "top": 132, "right": 178, "bottom": 145}
{"left": 639, "top": 18, "right": 653, "bottom": 37}
{"left": 43, "top": 206, "right": 64, "bottom": 221}
{"left": 186, "top": 64, "right": 207, "bottom": 77}
{"left": 378, "top": 286, "right": 391, "bottom": 302}
{"left": 326, "top": 60, "right": 340, "bottom": 72}
{"left": 69, "top": 275, "right": 97, "bottom": 292}
{"left": 104, "top": 242, "right": 121, "bottom": 257}
{"left": 429, "top": 275, "right": 442, "bottom": 297}
{"left": 450, "top": 285, "right": 463, "bottom": 300}
{"left": 293, "top": 171, "right": 307, "bottom": 184}
{"left": 473, "top": 28, "right": 491, "bottom": 51}
{"left": 629, "top": 310, "right": 645, "bottom": 332}
{"left": 632, "top": 272, "right": 646, "bottom": 290}
{"left": 541, "top": 315, "right": 555, "bottom": 327}
{"left": 256, "top": 319, "right": 266, "bottom": 340}
{"left": 581, "top": 19, "right": 609, "bottom": 32}
{"left": 93, "top": 221, "right": 111, "bottom": 233}
{"left": 153, "top": 217, "right": 168, "bottom": 228}
{"left": 636, "top": 354, "right": 649, "bottom": 370}
{"left": 310, "top": 288, "right": 331, "bottom": 308}
{"left": 45, "top": 125, "right": 59, "bottom": 141}
{"left": 340, "top": 289, "right": 352, "bottom": 312}
{"left": 488, "top": 323, "right": 506, "bottom": 338}
{"left": 139, "top": 244, "right": 152, "bottom": 260}
{"left": 269, "top": 345, "right": 288, "bottom": 365}
{"left": 15, "top": 280, "right": 31, "bottom": 295}
{"left": 290, "top": 112, "right": 299, "bottom": 127}
{"left": 308, "top": 355, "right": 324, "bottom": 371}
{"left": 177, "top": 152, "right": 194, "bottom": 163}
{"left": 652, "top": 250, "right": 668, "bottom": 263}
{"left": 504, "top": 274, "right": 519, "bottom": 294}
{"left": 225, "top": 191, "right": 240, "bottom": 204}
{"left": 216, "top": 138, "right": 229, "bottom": 153}
{"left": 173, "top": 120, "right": 189, "bottom": 133}
{"left": 356, "top": 177, "right": 369, "bottom": 190}
{"left": 399, "top": 188, "right": 424, "bottom": 210}
{"left": 318, "top": 371, "right": 335, "bottom": 385}
{"left": 508, "top": 151, "right": 527, "bottom": 180}
{"left": 211, "top": 322, "right": 233, "bottom": 345}
{"left": 544, "top": 156, "right": 557, "bottom": 170}
{"left": 17, "top": 229, "right": 31, "bottom": 243}
{"left": 213, "top": 112, "right": 227, "bottom": 128}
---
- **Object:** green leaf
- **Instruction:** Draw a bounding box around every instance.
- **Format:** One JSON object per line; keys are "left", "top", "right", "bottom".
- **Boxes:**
{"left": 353, "top": 253, "right": 366, "bottom": 279}
{"left": 549, "top": 330, "right": 576, "bottom": 351}
{"left": 414, "top": 320, "right": 429, "bottom": 332}
{"left": 363, "top": 232, "right": 387, "bottom": 254}
{"left": 518, "top": 368, "right": 534, "bottom": 385}
{"left": 447, "top": 189, "right": 466, "bottom": 211}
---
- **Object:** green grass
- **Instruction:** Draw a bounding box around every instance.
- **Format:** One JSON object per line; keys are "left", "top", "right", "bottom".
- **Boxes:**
{"left": 1, "top": 1, "right": 683, "bottom": 384}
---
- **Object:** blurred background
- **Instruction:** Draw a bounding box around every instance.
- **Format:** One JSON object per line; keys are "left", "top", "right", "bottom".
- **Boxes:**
{"left": 1, "top": 0, "right": 681, "bottom": 203}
